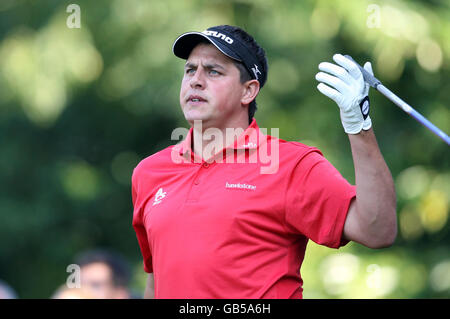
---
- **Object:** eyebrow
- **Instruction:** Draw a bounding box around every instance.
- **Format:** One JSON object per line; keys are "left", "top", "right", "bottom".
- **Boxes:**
{"left": 184, "top": 62, "right": 226, "bottom": 71}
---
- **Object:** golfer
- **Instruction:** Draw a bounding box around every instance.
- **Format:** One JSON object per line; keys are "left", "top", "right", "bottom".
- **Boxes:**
{"left": 132, "top": 25, "right": 397, "bottom": 299}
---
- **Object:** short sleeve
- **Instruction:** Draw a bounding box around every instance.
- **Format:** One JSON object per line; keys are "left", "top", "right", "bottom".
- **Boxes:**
{"left": 132, "top": 169, "right": 153, "bottom": 273}
{"left": 284, "top": 151, "right": 356, "bottom": 248}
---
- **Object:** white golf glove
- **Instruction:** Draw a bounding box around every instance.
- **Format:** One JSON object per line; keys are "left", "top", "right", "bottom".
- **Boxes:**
{"left": 315, "top": 54, "right": 373, "bottom": 134}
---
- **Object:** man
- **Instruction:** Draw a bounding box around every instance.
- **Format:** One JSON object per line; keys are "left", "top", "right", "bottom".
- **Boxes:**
{"left": 73, "top": 249, "right": 132, "bottom": 299}
{"left": 132, "top": 25, "right": 397, "bottom": 299}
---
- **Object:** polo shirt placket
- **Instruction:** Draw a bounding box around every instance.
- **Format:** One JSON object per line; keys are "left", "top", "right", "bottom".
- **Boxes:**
{"left": 186, "top": 162, "right": 212, "bottom": 203}
{"left": 176, "top": 121, "right": 263, "bottom": 205}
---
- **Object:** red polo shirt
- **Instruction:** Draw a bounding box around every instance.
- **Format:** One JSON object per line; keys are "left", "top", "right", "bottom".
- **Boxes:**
{"left": 132, "top": 119, "right": 356, "bottom": 298}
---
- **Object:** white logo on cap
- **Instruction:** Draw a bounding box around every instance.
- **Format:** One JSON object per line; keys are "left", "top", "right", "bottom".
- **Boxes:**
{"left": 251, "top": 64, "right": 261, "bottom": 80}
{"left": 202, "top": 30, "right": 234, "bottom": 44}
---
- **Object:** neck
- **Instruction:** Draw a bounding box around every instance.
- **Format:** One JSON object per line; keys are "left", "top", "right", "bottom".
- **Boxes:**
{"left": 191, "top": 117, "right": 249, "bottom": 161}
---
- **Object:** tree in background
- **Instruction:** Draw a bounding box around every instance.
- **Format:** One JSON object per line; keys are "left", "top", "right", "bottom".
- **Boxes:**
{"left": 0, "top": 0, "right": 448, "bottom": 298}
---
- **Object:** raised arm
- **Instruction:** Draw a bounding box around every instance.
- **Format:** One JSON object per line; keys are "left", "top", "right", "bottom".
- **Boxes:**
{"left": 343, "top": 128, "right": 397, "bottom": 248}
{"left": 315, "top": 54, "right": 397, "bottom": 248}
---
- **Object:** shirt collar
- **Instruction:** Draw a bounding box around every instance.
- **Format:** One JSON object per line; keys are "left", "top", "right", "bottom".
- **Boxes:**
{"left": 175, "top": 118, "right": 266, "bottom": 161}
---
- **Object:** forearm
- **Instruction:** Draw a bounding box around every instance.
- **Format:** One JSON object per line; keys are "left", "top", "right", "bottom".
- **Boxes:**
{"left": 348, "top": 128, "right": 397, "bottom": 247}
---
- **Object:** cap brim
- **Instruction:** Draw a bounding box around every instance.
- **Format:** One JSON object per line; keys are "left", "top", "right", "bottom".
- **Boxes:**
{"left": 172, "top": 32, "right": 242, "bottom": 62}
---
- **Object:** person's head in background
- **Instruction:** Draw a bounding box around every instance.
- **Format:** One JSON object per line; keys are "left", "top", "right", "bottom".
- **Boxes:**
{"left": 74, "top": 249, "right": 132, "bottom": 299}
{"left": 51, "top": 284, "right": 95, "bottom": 299}
{"left": 0, "top": 279, "right": 18, "bottom": 299}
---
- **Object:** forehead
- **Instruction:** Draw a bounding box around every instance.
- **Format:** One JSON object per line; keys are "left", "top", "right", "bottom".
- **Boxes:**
{"left": 186, "top": 43, "right": 235, "bottom": 65}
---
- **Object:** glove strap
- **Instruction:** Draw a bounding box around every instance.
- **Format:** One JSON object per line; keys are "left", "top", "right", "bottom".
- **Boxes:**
{"left": 359, "top": 96, "right": 370, "bottom": 120}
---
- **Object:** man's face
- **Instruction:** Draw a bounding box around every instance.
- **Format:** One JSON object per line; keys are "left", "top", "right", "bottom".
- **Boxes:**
{"left": 179, "top": 43, "right": 247, "bottom": 130}
{"left": 80, "top": 262, "right": 115, "bottom": 298}
{"left": 79, "top": 262, "right": 131, "bottom": 299}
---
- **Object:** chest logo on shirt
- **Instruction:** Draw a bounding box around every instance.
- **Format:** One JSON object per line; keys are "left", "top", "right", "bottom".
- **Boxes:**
{"left": 153, "top": 188, "right": 167, "bottom": 206}
{"left": 225, "top": 182, "right": 256, "bottom": 191}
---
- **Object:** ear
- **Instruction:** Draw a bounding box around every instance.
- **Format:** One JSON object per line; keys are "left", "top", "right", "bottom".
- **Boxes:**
{"left": 241, "top": 79, "right": 260, "bottom": 106}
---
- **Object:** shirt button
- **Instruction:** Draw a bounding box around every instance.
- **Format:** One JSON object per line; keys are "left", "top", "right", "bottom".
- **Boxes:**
{"left": 194, "top": 179, "right": 200, "bottom": 185}
{"left": 202, "top": 163, "right": 209, "bottom": 168}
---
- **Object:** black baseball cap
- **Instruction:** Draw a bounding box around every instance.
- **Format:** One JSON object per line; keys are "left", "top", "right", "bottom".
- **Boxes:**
{"left": 172, "top": 25, "right": 267, "bottom": 87}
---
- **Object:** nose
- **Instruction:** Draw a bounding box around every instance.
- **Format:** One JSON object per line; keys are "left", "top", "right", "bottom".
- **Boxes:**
{"left": 190, "top": 68, "right": 206, "bottom": 89}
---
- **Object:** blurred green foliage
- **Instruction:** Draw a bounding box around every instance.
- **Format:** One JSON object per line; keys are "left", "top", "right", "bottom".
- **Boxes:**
{"left": 0, "top": 0, "right": 448, "bottom": 298}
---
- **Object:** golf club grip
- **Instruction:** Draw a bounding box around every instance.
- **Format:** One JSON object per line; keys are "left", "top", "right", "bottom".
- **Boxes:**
{"left": 343, "top": 55, "right": 449, "bottom": 145}
{"left": 344, "top": 55, "right": 381, "bottom": 89}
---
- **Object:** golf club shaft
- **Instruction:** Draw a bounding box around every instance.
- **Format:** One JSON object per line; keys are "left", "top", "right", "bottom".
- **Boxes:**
{"left": 377, "top": 85, "right": 450, "bottom": 145}
{"left": 344, "top": 55, "right": 450, "bottom": 145}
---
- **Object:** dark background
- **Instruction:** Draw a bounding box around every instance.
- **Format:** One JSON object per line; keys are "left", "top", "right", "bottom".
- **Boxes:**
{"left": 0, "top": 0, "right": 448, "bottom": 298}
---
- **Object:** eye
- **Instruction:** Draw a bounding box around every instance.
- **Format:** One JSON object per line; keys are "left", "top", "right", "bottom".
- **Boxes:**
{"left": 209, "top": 70, "right": 220, "bottom": 75}
{"left": 185, "top": 68, "right": 195, "bottom": 75}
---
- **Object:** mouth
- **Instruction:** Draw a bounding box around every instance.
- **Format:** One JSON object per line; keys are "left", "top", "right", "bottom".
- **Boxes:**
{"left": 187, "top": 95, "right": 207, "bottom": 105}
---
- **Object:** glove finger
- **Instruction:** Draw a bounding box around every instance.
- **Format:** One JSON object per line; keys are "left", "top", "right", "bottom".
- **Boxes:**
{"left": 317, "top": 83, "right": 341, "bottom": 104}
{"left": 333, "top": 54, "right": 362, "bottom": 81}
{"left": 318, "top": 62, "right": 352, "bottom": 85}
{"left": 363, "top": 61, "right": 374, "bottom": 76}
{"left": 315, "top": 72, "right": 349, "bottom": 94}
